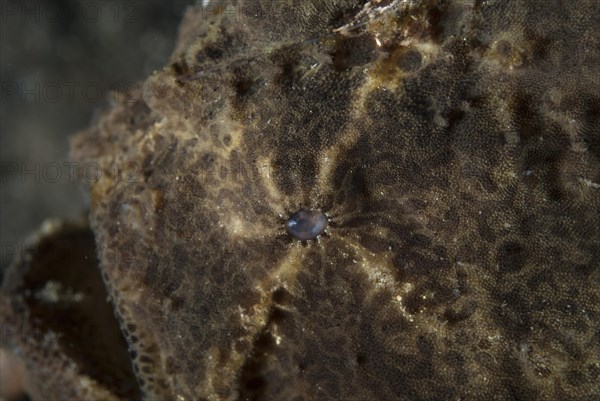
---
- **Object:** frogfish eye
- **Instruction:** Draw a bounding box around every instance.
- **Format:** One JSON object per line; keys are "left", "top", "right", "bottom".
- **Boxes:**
{"left": 286, "top": 209, "right": 328, "bottom": 241}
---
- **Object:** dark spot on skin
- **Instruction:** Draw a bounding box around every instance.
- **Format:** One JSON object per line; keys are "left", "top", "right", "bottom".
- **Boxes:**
{"left": 443, "top": 302, "right": 476, "bottom": 325}
{"left": 495, "top": 40, "right": 513, "bottom": 57}
{"left": 234, "top": 77, "right": 256, "bottom": 98}
{"left": 330, "top": 35, "right": 377, "bottom": 71}
{"left": 200, "top": 153, "right": 217, "bottom": 171}
{"left": 269, "top": 307, "right": 288, "bottom": 324}
{"left": 272, "top": 287, "right": 291, "bottom": 305}
{"left": 497, "top": 241, "right": 527, "bottom": 273}
{"left": 398, "top": 50, "right": 422, "bottom": 71}
{"left": 204, "top": 45, "right": 223, "bottom": 60}
{"left": 287, "top": 210, "right": 328, "bottom": 241}
{"left": 171, "top": 61, "right": 185, "bottom": 76}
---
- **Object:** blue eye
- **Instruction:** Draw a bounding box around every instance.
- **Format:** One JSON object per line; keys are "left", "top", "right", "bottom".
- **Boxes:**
{"left": 287, "top": 209, "right": 328, "bottom": 240}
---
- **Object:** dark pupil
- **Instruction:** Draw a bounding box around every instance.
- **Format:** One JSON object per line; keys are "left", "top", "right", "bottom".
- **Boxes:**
{"left": 287, "top": 210, "right": 328, "bottom": 240}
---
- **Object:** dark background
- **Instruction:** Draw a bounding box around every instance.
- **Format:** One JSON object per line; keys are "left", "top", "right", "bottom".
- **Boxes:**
{"left": 1, "top": 0, "right": 195, "bottom": 273}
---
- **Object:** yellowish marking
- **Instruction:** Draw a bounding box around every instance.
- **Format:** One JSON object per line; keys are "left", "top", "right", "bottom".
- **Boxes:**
{"left": 227, "top": 215, "right": 246, "bottom": 235}
{"left": 208, "top": 157, "right": 280, "bottom": 240}
{"left": 479, "top": 28, "right": 531, "bottom": 73}
{"left": 315, "top": 38, "right": 440, "bottom": 196}
{"left": 342, "top": 238, "right": 455, "bottom": 338}
{"left": 413, "top": 41, "right": 442, "bottom": 66}
{"left": 237, "top": 246, "right": 305, "bottom": 335}
{"left": 215, "top": 205, "right": 271, "bottom": 240}
{"left": 197, "top": 246, "right": 305, "bottom": 398}
{"left": 315, "top": 70, "right": 378, "bottom": 194}
{"left": 316, "top": 129, "right": 359, "bottom": 195}
{"left": 581, "top": 178, "right": 600, "bottom": 189}
{"left": 196, "top": 346, "right": 235, "bottom": 401}
{"left": 256, "top": 156, "right": 286, "bottom": 215}
{"left": 184, "top": 20, "right": 225, "bottom": 68}
{"left": 394, "top": 294, "right": 414, "bottom": 323}
{"left": 216, "top": 118, "right": 245, "bottom": 155}
{"left": 192, "top": 116, "right": 245, "bottom": 161}
{"left": 195, "top": 248, "right": 304, "bottom": 400}
{"left": 255, "top": 245, "right": 303, "bottom": 293}
{"left": 343, "top": 238, "right": 416, "bottom": 322}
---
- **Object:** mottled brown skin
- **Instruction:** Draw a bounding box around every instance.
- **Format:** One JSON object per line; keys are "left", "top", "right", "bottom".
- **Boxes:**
{"left": 2, "top": 0, "right": 600, "bottom": 400}
{"left": 0, "top": 219, "right": 140, "bottom": 400}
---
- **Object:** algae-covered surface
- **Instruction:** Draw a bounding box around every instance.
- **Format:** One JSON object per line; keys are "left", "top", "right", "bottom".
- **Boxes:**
{"left": 2, "top": 1, "right": 599, "bottom": 400}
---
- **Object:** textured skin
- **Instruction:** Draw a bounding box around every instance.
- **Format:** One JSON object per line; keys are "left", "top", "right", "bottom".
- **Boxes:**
{"left": 4, "top": 0, "right": 600, "bottom": 400}
{"left": 0, "top": 220, "right": 140, "bottom": 400}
